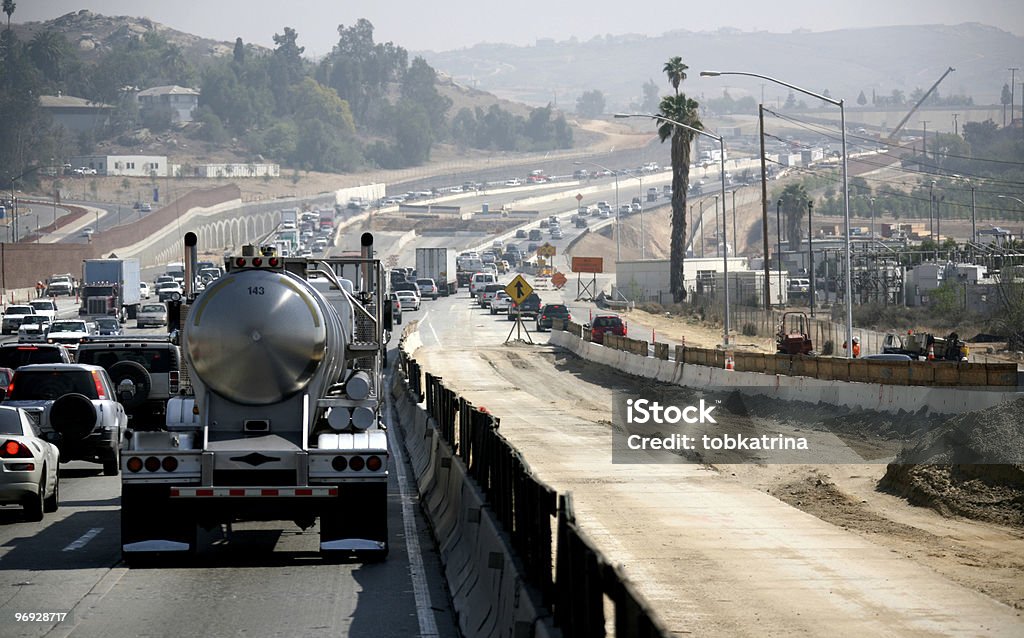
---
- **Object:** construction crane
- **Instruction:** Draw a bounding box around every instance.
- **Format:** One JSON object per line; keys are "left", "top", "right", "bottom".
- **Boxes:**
{"left": 884, "top": 66, "right": 955, "bottom": 143}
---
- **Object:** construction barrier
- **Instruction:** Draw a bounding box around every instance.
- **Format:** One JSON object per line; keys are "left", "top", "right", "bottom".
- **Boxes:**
{"left": 396, "top": 337, "right": 673, "bottom": 638}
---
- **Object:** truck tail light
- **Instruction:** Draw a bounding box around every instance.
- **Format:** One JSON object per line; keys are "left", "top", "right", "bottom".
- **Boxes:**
{"left": 348, "top": 456, "right": 365, "bottom": 471}
{"left": 161, "top": 456, "right": 178, "bottom": 472}
{"left": 127, "top": 456, "right": 144, "bottom": 472}
{"left": 331, "top": 456, "right": 348, "bottom": 471}
{"left": 366, "top": 455, "right": 383, "bottom": 471}
{"left": 169, "top": 370, "right": 180, "bottom": 394}
{"left": 144, "top": 456, "right": 161, "bottom": 472}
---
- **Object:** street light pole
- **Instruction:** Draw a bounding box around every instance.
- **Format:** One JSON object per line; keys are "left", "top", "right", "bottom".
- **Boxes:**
{"left": 701, "top": 69, "right": 853, "bottom": 356}
{"left": 714, "top": 194, "right": 720, "bottom": 256}
{"left": 869, "top": 197, "right": 876, "bottom": 239}
{"left": 730, "top": 189, "right": 738, "bottom": 258}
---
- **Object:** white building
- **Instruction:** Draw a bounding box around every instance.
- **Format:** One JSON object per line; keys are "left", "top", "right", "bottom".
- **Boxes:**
{"left": 69, "top": 154, "right": 169, "bottom": 177}
{"left": 137, "top": 85, "right": 200, "bottom": 123}
{"left": 615, "top": 257, "right": 786, "bottom": 304}
{"left": 175, "top": 163, "right": 281, "bottom": 178}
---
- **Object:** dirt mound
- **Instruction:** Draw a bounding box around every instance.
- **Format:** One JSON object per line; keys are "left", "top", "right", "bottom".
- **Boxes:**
{"left": 879, "top": 397, "right": 1024, "bottom": 527}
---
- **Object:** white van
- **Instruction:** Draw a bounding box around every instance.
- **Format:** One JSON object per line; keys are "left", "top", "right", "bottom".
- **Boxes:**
{"left": 470, "top": 272, "right": 497, "bottom": 297}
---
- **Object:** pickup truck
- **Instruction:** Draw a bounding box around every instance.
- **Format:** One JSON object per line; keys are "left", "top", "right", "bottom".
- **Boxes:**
{"left": 2, "top": 305, "right": 36, "bottom": 335}
{"left": 29, "top": 300, "right": 58, "bottom": 323}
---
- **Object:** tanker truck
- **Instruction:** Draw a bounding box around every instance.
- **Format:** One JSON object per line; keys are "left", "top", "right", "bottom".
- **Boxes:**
{"left": 120, "top": 232, "right": 392, "bottom": 562}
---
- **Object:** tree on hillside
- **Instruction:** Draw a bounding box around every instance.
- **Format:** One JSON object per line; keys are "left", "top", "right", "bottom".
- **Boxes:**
{"left": 28, "top": 30, "right": 72, "bottom": 86}
{"left": 640, "top": 79, "right": 660, "bottom": 114}
{"left": 857, "top": 90, "right": 867, "bottom": 106}
{"left": 401, "top": 56, "right": 451, "bottom": 136}
{"left": 656, "top": 57, "right": 701, "bottom": 302}
{"left": 575, "top": 89, "right": 605, "bottom": 117}
{"left": 233, "top": 37, "right": 245, "bottom": 65}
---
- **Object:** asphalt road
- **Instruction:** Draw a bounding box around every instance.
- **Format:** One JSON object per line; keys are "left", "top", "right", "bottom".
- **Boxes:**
{"left": 0, "top": 310, "right": 458, "bottom": 638}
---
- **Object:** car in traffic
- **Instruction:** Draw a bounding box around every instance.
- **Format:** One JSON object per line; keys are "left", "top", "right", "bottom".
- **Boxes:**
{"left": 77, "top": 336, "right": 182, "bottom": 428}
{"left": 46, "top": 319, "right": 94, "bottom": 352}
{"left": 528, "top": 229, "right": 543, "bottom": 241}
{"left": 29, "top": 300, "right": 58, "bottom": 323}
{"left": 490, "top": 291, "right": 512, "bottom": 315}
{"left": 45, "top": 280, "right": 73, "bottom": 296}
{"left": 156, "top": 281, "right": 183, "bottom": 302}
{"left": 0, "top": 367, "right": 12, "bottom": 388}
{"left": 861, "top": 353, "right": 914, "bottom": 361}
{"left": 2, "top": 363, "right": 128, "bottom": 475}
{"left": 515, "top": 229, "right": 528, "bottom": 239}
{"left": 79, "top": 226, "right": 95, "bottom": 237}
{"left": 136, "top": 303, "right": 168, "bottom": 328}
{"left": 416, "top": 278, "right": 439, "bottom": 300}
{"left": 395, "top": 290, "right": 421, "bottom": 311}
{"left": 536, "top": 303, "right": 572, "bottom": 331}
{"left": 139, "top": 282, "right": 151, "bottom": 299}
{"left": 477, "top": 283, "right": 504, "bottom": 309}
{"left": 469, "top": 272, "right": 497, "bottom": 297}
{"left": 2, "top": 305, "right": 36, "bottom": 335}
{"left": 508, "top": 292, "right": 542, "bottom": 320}
{"left": 93, "top": 317, "right": 123, "bottom": 336}
{"left": 587, "top": 314, "right": 626, "bottom": 344}
{"left": 0, "top": 405, "right": 60, "bottom": 521}
{"left": 17, "top": 316, "right": 51, "bottom": 343}
{"left": 550, "top": 227, "right": 564, "bottom": 240}
{"left": 0, "top": 343, "right": 73, "bottom": 369}
{"left": 388, "top": 292, "right": 403, "bottom": 325}
{"left": 140, "top": 203, "right": 153, "bottom": 212}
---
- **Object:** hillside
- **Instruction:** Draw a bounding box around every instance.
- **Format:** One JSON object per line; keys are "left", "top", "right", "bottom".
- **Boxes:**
{"left": 421, "top": 23, "right": 1024, "bottom": 110}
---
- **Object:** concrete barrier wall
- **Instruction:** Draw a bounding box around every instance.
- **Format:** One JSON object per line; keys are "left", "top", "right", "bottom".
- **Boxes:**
{"left": 550, "top": 330, "right": 1024, "bottom": 416}
{"left": 677, "top": 344, "right": 1019, "bottom": 388}
{"left": 390, "top": 371, "right": 556, "bottom": 637}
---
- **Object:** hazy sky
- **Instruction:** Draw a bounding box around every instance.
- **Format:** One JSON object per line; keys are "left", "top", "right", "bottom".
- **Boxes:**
{"left": 14, "top": 0, "right": 1024, "bottom": 55}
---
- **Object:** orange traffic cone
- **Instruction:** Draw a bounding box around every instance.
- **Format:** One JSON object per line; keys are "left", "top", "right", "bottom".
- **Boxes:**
{"left": 927, "top": 345, "right": 935, "bottom": 361}
{"left": 725, "top": 356, "right": 734, "bottom": 370}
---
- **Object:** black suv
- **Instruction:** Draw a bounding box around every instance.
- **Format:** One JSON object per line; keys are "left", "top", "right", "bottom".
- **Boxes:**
{"left": 76, "top": 337, "right": 182, "bottom": 429}
{"left": 509, "top": 292, "right": 542, "bottom": 320}
{"left": 536, "top": 303, "right": 571, "bottom": 331}
{"left": 0, "top": 343, "right": 72, "bottom": 369}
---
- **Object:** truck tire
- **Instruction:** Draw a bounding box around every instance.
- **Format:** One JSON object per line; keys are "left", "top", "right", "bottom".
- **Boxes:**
{"left": 49, "top": 393, "right": 98, "bottom": 442}
{"left": 108, "top": 361, "right": 152, "bottom": 410}
{"left": 103, "top": 447, "right": 120, "bottom": 476}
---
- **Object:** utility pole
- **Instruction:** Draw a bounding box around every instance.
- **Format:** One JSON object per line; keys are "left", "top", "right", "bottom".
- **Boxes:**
{"left": 921, "top": 120, "right": 929, "bottom": 159}
{"left": 869, "top": 197, "right": 876, "bottom": 240}
{"left": 1010, "top": 68, "right": 1019, "bottom": 127}
{"left": 953, "top": 113, "right": 959, "bottom": 135}
{"left": 759, "top": 104, "right": 771, "bottom": 312}
{"left": 776, "top": 199, "right": 783, "bottom": 308}
{"left": 808, "top": 200, "right": 815, "bottom": 317}
{"left": 971, "top": 186, "right": 977, "bottom": 245}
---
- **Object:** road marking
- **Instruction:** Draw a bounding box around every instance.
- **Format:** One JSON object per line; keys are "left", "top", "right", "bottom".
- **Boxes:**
{"left": 419, "top": 309, "right": 441, "bottom": 346}
{"left": 62, "top": 528, "right": 103, "bottom": 552}
{"left": 384, "top": 371, "right": 439, "bottom": 637}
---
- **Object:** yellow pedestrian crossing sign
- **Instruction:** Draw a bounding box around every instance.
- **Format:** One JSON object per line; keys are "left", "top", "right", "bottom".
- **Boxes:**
{"left": 505, "top": 274, "right": 533, "bottom": 305}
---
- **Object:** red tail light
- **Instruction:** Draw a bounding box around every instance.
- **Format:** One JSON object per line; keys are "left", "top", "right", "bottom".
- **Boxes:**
{"left": 127, "top": 457, "right": 143, "bottom": 472}
{"left": 235, "top": 257, "right": 246, "bottom": 268}
{"left": 169, "top": 370, "right": 180, "bottom": 394}
{"left": 269, "top": 257, "right": 280, "bottom": 267}
{"left": 92, "top": 370, "right": 107, "bottom": 399}
{"left": 144, "top": 456, "right": 161, "bottom": 472}
{"left": 252, "top": 257, "right": 263, "bottom": 267}
{"left": 2, "top": 440, "right": 32, "bottom": 458}
{"left": 161, "top": 456, "right": 178, "bottom": 472}
{"left": 349, "top": 455, "right": 365, "bottom": 471}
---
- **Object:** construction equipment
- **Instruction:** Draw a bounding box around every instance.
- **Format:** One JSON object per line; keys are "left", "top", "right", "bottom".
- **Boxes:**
{"left": 884, "top": 67, "right": 955, "bottom": 144}
{"left": 776, "top": 312, "right": 813, "bottom": 355}
{"left": 882, "top": 331, "right": 966, "bottom": 361}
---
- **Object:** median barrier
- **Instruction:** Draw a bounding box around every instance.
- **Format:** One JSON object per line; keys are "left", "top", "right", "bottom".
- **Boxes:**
{"left": 987, "top": 364, "right": 1018, "bottom": 386}
{"left": 394, "top": 332, "right": 673, "bottom": 637}
{"left": 654, "top": 343, "right": 669, "bottom": 360}
{"left": 848, "top": 359, "right": 871, "bottom": 384}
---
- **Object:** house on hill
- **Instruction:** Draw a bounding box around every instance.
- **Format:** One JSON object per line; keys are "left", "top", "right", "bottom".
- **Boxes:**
{"left": 137, "top": 85, "right": 199, "bottom": 123}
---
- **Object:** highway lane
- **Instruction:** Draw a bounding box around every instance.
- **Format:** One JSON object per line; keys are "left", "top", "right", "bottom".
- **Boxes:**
{"left": 0, "top": 322, "right": 458, "bottom": 638}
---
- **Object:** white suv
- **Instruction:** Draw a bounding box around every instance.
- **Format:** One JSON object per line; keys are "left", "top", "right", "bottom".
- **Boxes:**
{"left": 3, "top": 364, "right": 127, "bottom": 475}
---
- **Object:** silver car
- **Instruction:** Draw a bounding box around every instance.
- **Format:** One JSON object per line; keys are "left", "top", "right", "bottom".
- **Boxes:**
{"left": 137, "top": 303, "right": 168, "bottom": 328}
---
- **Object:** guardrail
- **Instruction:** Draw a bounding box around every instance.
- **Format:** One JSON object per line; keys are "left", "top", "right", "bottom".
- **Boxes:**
{"left": 397, "top": 345, "right": 673, "bottom": 637}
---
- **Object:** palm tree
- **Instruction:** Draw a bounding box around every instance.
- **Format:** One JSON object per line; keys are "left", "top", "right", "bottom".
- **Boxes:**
{"left": 779, "top": 183, "right": 809, "bottom": 251}
{"left": 28, "top": 30, "right": 69, "bottom": 84}
{"left": 662, "top": 57, "right": 688, "bottom": 96}
{"left": 657, "top": 83, "right": 702, "bottom": 302}
{"left": 2, "top": 0, "right": 14, "bottom": 31}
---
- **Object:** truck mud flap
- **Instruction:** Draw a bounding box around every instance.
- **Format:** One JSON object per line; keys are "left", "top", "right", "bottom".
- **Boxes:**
{"left": 121, "top": 485, "right": 197, "bottom": 560}
{"left": 319, "top": 482, "right": 388, "bottom": 560}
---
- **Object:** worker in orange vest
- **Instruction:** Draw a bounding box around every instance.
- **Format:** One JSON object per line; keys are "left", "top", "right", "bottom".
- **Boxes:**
{"left": 842, "top": 337, "right": 861, "bottom": 358}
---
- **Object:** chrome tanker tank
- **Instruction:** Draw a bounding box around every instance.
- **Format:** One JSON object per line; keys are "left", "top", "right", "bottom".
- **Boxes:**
{"left": 183, "top": 264, "right": 347, "bottom": 406}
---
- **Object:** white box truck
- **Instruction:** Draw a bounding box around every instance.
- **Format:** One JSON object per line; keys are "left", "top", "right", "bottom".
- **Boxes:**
{"left": 415, "top": 247, "right": 458, "bottom": 296}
